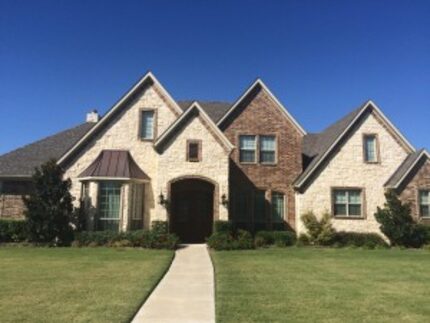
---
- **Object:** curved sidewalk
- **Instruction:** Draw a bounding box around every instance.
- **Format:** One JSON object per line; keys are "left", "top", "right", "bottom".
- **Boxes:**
{"left": 132, "top": 244, "right": 215, "bottom": 323}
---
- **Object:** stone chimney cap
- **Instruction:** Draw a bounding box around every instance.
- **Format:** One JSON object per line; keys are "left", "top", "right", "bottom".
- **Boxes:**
{"left": 86, "top": 110, "right": 100, "bottom": 123}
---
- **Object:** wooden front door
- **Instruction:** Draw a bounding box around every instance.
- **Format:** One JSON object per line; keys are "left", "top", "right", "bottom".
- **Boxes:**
{"left": 170, "top": 179, "right": 214, "bottom": 243}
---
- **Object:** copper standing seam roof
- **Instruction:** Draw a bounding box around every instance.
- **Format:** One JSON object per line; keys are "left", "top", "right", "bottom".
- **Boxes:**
{"left": 78, "top": 150, "right": 150, "bottom": 181}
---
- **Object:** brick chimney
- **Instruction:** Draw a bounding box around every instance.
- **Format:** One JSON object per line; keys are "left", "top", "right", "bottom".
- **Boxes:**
{"left": 86, "top": 109, "right": 100, "bottom": 123}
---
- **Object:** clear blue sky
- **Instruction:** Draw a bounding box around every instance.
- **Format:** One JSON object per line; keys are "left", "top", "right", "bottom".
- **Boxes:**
{"left": 0, "top": 0, "right": 429, "bottom": 154}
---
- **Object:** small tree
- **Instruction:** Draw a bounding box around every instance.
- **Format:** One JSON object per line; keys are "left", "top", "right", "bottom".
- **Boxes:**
{"left": 23, "top": 159, "right": 74, "bottom": 245}
{"left": 375, "top": 190, "right": 427, "bottom": 248}
{"left": 301, "top": 211, "right": 335, "bottom": 245}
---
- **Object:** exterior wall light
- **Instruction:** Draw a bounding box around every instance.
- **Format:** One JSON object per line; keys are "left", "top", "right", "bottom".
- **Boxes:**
{"left": 158, "top": 192, "right": 168, "bottom": 207}
{"left": 221, "top": 194, "right": 229, "bottom": 207}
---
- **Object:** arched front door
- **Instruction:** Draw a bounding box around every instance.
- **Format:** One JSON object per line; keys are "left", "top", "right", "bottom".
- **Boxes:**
{"left": 170, "top": 178, "right": 214, "bottom": 243}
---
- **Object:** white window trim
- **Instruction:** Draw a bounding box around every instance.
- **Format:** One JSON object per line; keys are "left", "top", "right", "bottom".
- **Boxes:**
{"left": 419, "top": 190, "right": 430, "bottom": 218}
{"left": 332, "top": 188, "right": 364, "bottom": 218}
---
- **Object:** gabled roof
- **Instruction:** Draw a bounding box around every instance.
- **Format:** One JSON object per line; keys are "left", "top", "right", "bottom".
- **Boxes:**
{"left": 295, "top": 100, "right": 416, "bottom": 190}
{"left": 154, "top": 102, "right": 234, "bottom": 152}
{"left": 178, "top": 101, "right": 231, "bottom": 123}
{"left": 58, "top": 72, "right": 183, "bottom": 165}
{"left": 385, "top": 149, "right": 430, "bottom": 189}
{"left": 0, "top": 123, "right": 95, "bottom": 178}
{"left": 216, "top": 78, "right": 307, "bottom": 135}
{"left": 79, "top": 150, "right": 150, "bottom": 181}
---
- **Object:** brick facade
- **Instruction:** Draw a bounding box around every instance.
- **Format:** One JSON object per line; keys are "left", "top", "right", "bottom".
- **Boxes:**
{"left": 0, "top": 180, "right": 32, "bottom": 219}
{"left": 220, "top": 85, "right": 303, "bottom": 229}
{"left": 399, "top": 158, "right": 430, "bottom": 224}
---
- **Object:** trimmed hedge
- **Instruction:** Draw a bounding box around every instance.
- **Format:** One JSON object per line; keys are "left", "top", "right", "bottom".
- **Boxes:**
{"left": 213, "top": 220, "right": 234, "bottom": 234}
{"left": 0, "top": 220, "right": 27, "bottom": 242}
{"left": 207, "top": 229, "right": 254, "bottom": 250}
{"left": 73, "top": 230, "right": 179, "bottom": 249}
{"left": 254, "top": 231, "right": 296, "bottom": 248}
{"left": 333, "top": 232, "right": 388, "bottom": 249}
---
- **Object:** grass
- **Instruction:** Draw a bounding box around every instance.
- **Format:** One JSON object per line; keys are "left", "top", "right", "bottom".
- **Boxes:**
{"left": 0, "top": 247, "right": 174, "bottom": 323}
{"left": 212, "top": 247, "right": 430, "bottom": 323}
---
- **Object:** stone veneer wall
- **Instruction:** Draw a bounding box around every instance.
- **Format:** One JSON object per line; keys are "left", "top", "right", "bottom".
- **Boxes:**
{"left": 296, "top": 112, "right": 409, "bottom": 235}
{"left": 399, "top": 158, "right": 430, "bottom": 225}
{"left": 64, "top": 83, "right": 179, "bottom": 227}
{"left": 157, "top": 114, "right": 230, "bottom": 221}
{"left": 221, "top": 86, "right": 303, "bottom": 228}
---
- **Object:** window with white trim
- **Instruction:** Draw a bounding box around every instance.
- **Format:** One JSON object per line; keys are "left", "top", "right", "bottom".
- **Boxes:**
{"left": 140, "top": 110, "right": 155, "bottom": 140}
{"left": 259, "top": 135, "right": 276, "bottom": 164}
{"left": 364, "top": 134, "right": 378, "bottom": 163}
{"left": 239, "top": 135, "right": 256, "bottom": 163}
{"left": 419, "top": 190, "right": 430, "bottom": 218}
{"left": 98, "top": 182, "right": 122, "bottom": 231}
{"left": 333, "top": 189, "right": 363, "bottom": 217}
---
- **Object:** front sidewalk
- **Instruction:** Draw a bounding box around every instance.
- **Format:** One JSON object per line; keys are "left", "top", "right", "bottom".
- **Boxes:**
{"left": 132, "top": 244, "right": 215, "bottom": 323}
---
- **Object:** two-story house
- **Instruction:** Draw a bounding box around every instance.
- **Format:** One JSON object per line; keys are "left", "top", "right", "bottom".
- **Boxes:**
{"left": 0, "top": 72, "right": 428, "bottom": 242}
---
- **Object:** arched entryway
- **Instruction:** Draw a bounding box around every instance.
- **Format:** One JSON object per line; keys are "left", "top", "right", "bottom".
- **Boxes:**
{"left": 169, "top": 178, "right": 215, "bottom": 243}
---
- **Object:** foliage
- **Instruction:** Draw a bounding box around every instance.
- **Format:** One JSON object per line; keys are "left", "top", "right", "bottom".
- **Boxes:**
{"left": 73, "top": 230, "right": 179, "bottom": 249}
{"left": 0, "top": 220, "right": 27, "bottom": 242}
{"left": 254, "top": 231, "right": 296, "bottom": 247}
{"left": 207, "top": 229, "right": 254, "bottom": 250}
{"left": 374, "top": 190, "right": 427, "bottom": 248}
{"left": 300, "top": 211, "right": 336, "bottom": 245}
{"left": 214, "top": 220, "right": 234, "bottom": 234}
{"left": 333, "top": 232, "right": 388, "bottom": 249}
{"left": 23, "top": 159, "right": 74, "bottom": 245}
{"left": 151, "top": 220, "right": 168, "bottom": 234}
{"left": 296, "top": 233, "right": 311, "bottom": 246}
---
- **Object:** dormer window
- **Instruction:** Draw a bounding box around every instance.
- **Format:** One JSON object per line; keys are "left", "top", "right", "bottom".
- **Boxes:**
{"left": 187, "top": 140, "right": 201, "bottom": 162}
{"left": 140, "top": 110, "right": 155, "bottom": 140}
{"left": 363, "top": 134, "right": 379, "bottom": 163}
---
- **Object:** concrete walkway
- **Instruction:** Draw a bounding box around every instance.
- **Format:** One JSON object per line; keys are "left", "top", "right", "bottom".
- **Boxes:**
{"left": 132, "top": 244, "right": 215, "bottom": 323}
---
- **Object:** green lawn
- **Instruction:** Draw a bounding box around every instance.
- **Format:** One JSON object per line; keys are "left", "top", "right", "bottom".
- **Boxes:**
{"left": 212, "top": 248, "right": 430, "bottom": 323}
{"left": 0, "top": 247, "right": 173, "bottom": 323}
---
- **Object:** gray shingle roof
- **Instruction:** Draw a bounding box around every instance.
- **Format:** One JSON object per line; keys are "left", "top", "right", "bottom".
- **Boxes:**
{"left": 296, "top": 104, "right": 366, "bottom": 188}
{"left": 385, "top": 149, "right": 426, "bottom": 188}
{"left": 178, "top": 101, "right": 231, "bottom": 123}
{"left": 0, "top": 123, "right": 95, "bottom": 177}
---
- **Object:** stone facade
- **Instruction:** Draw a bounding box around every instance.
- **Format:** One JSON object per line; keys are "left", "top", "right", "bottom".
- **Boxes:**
{"left": 63, "top": 81, "right": 230, "bottom": 232}
{"left": 221, "top": 85, "right": 303, "bottom": 229}
{"left": 296, "top": 111, "right": 409, "bottom": 235}
{"left": 399, "top": 158, "right": 430, "bottom": 224}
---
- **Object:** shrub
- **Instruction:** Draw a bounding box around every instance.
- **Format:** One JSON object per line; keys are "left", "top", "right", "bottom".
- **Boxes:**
{"left": 213, "top": 220, "right": 234, "bottom": 234}
{"left": 151, "top": 221, "right": 168, "bottom": 234}
{"left": 73, "top": 230, "right": 179, "bottom": 249}
{"left": 333, "top": 232, "right": 388, "bottom": 249}
{"left": 301, "top": 211, "right": 335, "bottom": 245}
{"left": 375, "top": 190, "right": 427, "bottom": 248}
{"left": 296, "top": 233, "right": 310, "bottom": 246}
{"left": 254, "top": 231, "right": 296, "bottom": 247}
{"left": 273, "top": 231, "right": 296, "bottom": 247}
{"left": 23, "top": 159, "right": 74, "bottom": 246}
{"left": 207, "top": 232, "right": 235, "bottom": 250}
{"left": 207, "top": 229, "right": 254, "bottom": 250}
{"left": 0, "top": 220, "right": 27, "bottom": 242}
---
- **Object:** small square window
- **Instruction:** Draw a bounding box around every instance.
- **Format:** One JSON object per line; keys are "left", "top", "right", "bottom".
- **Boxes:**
{"left": 187, "top": 140, "right": 201, "bottom": 162}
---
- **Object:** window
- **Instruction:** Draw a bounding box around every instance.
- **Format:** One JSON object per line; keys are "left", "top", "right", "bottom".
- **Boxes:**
{"left": 260, "top": 136, "right": 276, "bottom": 164}
{"left": 419, "top": 190, "right": 430, "bottom": 218}
{"left": 239, "top": 135, "right": 256, "bottom": 163}
{"left": 140, "top": 110, "right": 155, "bottom": 140}
{"left": 254, "top": 190, "right": 266, "bottom": 222}
{"left": 363, "top": 134, "right": 378, "bottom": 163}
{"left": 187, "top": 140, "right": 201, "bottom": 162}
{"left": 271, "top": 192, "right": 285, "bottom": 223}
{"left": 333, "top": 189, "right": 363, "bottom": 217}
{"left": 98, "top": 182, "right": 122, "bottom": 231}
{"left": 130, "top": 184, "right": 144, "bottom": 230}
